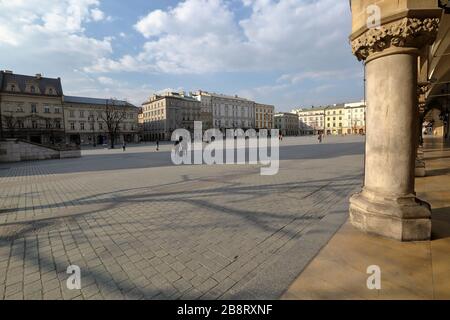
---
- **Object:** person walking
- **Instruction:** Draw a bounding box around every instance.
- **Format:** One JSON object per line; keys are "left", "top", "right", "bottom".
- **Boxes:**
{"left": 318, "top": 133, "right": 323, "bottom": 143}
{"left": 156, "top": 139, "right": 159, "bottom": 151}
{"left": 122, "top": 141, "right": 126, "bottom": 152}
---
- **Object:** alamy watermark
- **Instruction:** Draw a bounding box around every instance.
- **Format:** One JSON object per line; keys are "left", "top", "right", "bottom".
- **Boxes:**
{"left": 366, "top": 4, "right": 381, "bottom": 29}
{"left": 366, "top": 265, "right": 381, "bottom": 290}
{"left": 66, "top": 265, "right": 81, "bottom": 290}
{"left": 170, "top": 121, "right": 279, "bottom": 176}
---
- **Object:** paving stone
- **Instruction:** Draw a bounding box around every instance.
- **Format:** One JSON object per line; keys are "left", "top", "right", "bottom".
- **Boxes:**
{"left": 0, "top": 137, "right": 364, "bottom": 300}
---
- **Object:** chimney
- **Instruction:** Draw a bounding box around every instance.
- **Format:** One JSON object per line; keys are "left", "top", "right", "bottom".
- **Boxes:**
{"left": 36, "top": 73, "right": 42, "bottom": 79}
{"left": 4, "top": 70, "right": 13, "bottom": 74}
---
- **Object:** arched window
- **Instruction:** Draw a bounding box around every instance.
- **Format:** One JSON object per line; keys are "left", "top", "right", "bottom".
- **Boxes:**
{"left": 30, "top": 86, "right": 35, "bottom": 93}
{"left": 10, "top": 84, "right": 16, "bottom": 92}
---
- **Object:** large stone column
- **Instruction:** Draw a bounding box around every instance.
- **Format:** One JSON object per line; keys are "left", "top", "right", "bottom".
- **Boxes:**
{"left": 349, "top": 8, "right": 441, "bottom": 241}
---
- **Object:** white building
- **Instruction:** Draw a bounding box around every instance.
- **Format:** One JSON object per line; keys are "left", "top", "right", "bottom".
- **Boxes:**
{"left": 344, "top": 100, "right": 366, "bottom": 135}
{"left": 292, "top": 106, "right": 326, "bottom": 135}
{"left": 192, "top": 91, "right": 255, "bottom": 130}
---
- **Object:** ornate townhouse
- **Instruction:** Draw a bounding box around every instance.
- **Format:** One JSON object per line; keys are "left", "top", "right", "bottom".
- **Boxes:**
{"left": 293, "top": 106, "right": 326, "bottom": 135}
{"left": 324, "top": 104, "right": 347, "bottom": 135}
{"left": 295, "top": 102, "right": 366, "bottom": 136}
{"left": 255, "top": 103, "right": 275, "bottom": 131}
{"left": 0, "top": 70, "right": 140, "bottom": 147}
{"left": 141, "top": 92, "right": 201, "bottom": 141}
{"left": 0, "top": 71, "right": 65, "bottom": 144}
{"left": 63, "top": 96, "right": 139, "bottom": 146}
{"left": 192, "top": 91, "right": 255, "bottom": 131}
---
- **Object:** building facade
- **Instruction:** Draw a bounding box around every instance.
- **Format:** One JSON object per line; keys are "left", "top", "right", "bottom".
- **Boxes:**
{"left": 193, "top": 91, "right": 255, "bottom": 131}
{"left": 274, "top": 112, "right": 299, "bottom": 136}
{"left": 137, "top": 107, "right": 144, "bottom": 141}
{"left": 293, "top": 106, "right": 326, "bottom": 135}
{"left": 0, "top": 71, "right": 65, "bottom": 145}
{"left": 191, "top": 91, "right": 213, "bottom": 130}
{"left": 255, "top": 103, "right": 275, "bottom": 131}
{"left": 141, "top": 92, "right": 201, "bottom": 141}
{"left": 344, "top": 101, "right": 366, "bottom": 135}
{"left": 324, "top": 104, "right": 347, "bottom": 135}
{"left": 63, "top": 96, "right": 139, "bottom": 146}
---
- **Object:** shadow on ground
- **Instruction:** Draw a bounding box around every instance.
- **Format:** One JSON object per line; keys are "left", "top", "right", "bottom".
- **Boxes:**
{"left": 0, "top": 141, "right": 365, "bottom": 177}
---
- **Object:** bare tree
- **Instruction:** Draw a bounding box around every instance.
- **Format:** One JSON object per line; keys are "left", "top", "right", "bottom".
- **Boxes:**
{"left": 46, "top": 117, "right": 63, "bottom": 145}
{"left": 2, "top": 112, "right": 19, "bottom": 138}
{"left": 99, "top": 98, "right": 126, "bottom": 149}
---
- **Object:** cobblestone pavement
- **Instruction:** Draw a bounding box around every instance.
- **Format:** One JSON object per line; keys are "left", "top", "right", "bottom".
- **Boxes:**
{"left": 0, "top": 136, "right": 364, "bottom": 300}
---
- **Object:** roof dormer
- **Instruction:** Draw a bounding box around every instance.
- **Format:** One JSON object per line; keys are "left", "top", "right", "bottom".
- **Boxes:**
{"left": 6, "top": 82, "right": 20, "bottom": 93}
{"left": 45, "top": 86, "right": 57, "bottom": 95}
{"left": 26, "top": 82, "right": 41, "bottom": 94}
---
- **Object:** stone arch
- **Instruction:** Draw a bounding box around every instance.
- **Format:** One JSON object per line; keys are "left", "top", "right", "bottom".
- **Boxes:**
{"left": 423, "top": 107, "right": 445, "bottom": 137}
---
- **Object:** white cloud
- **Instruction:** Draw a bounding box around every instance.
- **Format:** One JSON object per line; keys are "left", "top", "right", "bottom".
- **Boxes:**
{"left": 90, "top": 8, "right": 105, "bottom": 21}
{"left": 86, "top": 0, "right": 250, "bottom": 74}
{"left": 0, "top": 0, "right": 362, "bottom": 108}
{"left": 0, "top": 0, "right": 116, "bottom": 99}
{"left": 97, "top": 76, "right": 115, "bottom": 85}
{"left": 135, "top": 10, "right": 169, "bottom": 38}
{"left": 85, "top": 0, "right": 353, "bottom": 75}
{"left": 278, "top": 69, "right": 363, "bottom": 84}
{"left": 0, "top": 1, "right": 112, "bottom": 58}
{"left": 65, "top": 71, "right": 154, "bottom": 105}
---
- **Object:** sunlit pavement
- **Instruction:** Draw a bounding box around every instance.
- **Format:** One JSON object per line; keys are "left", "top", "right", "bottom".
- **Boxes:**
{"left": 282, "top": 137, "right": 450, "bottom": 300}
{"left": 0, "top": 136, "right": 365, "bottom": 300}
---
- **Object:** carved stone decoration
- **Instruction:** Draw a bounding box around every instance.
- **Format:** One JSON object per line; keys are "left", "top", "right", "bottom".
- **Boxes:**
{"left": 418, "top": 82, "right": 431, "bottom": 96}
{"left": 352, "top": 17, "right": 440, "bottom": 61}
{"left": 418, "top": 82, "right": 432, "bottom": 106}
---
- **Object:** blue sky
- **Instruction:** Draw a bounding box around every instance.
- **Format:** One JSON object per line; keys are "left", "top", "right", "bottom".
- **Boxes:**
{"left": 0, "top": 0, "right": 364, "bottom": 111}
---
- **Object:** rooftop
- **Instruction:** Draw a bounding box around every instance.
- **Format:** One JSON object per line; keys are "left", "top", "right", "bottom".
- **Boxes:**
{"left": 0, "top": 70, "right": 63, "bottom": 96}
{"left": 193, "top": 90, "right": 252, "bottom": 102}
{"left": 63, "top": 95, "right": 137, "bottom": 108}
{"left": 144, "top": 92, "right": 200, "bottom": 104}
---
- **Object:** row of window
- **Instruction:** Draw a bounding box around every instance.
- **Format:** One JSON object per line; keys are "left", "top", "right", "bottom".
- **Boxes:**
{"left": 8, "top": 104, "right": 61, "bottom": 114}
{"left": 7, "top": 83, "right": 57, "bottom": 95}
{"left": 256, "top": 122, "right": 273, "bottom": 128}
{"left": 143, "top": 100, "right": 199, "bottom": 111}
{"left": 68, "top": 110, "right": 135, "bottom": 119}
{"left": 256, "top": 113, "right": 273, "bottom": 120}
{"left": 214, "top": 120, "right": 252, "bottom": 127}
{"left": 300, "top": 115, "right": 364, "bottom": 122}
{"left": 12, "top": 119, "right": 62, "bottom": 129}
{"left": 68, "top": 122, "right": 135, "bottom": 131}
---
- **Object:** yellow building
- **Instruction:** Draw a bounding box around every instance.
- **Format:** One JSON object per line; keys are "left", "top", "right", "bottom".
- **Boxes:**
{"left": 141, "top": 92, "right": 201, "bottom": 141}
{"left": 325, "top": 104, "right": 346, "bottom": 135}
{"left": 255, "top": 103, "right": 274, "bottom": 130}
{"left": 292, "top": 106, "right": 326, "bottom": 135}
{"left": 0, "top": 71, "right": 65, "bottom": 144}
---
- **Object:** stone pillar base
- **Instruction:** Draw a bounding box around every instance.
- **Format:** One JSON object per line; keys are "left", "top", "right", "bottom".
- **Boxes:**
{"left": 349, "top": 190, "right": 431, "bottom": 241}
{"left": 415, "top": 158, "right": 426, "bottom": 177}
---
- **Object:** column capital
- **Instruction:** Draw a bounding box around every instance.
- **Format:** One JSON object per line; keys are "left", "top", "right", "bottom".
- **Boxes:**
{"left": 351, "top": 17, "right": 440, "bottom": 61}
